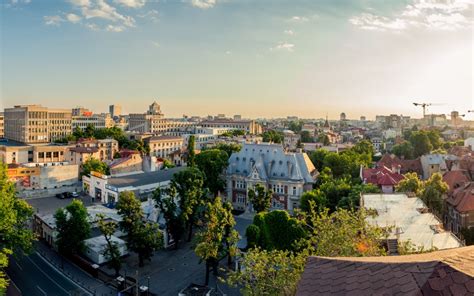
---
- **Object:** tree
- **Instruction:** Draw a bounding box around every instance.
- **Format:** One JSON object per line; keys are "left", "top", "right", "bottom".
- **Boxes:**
{"left": 97, "top": 214, "right": 122, "bottom": 276}
{"left": 262, "top": 130, "right": 284, "bottom": 143}
{"left": 300, "top": 189, "right": 327, "bottom": 213}
{"left": 319, "top": 176, "right": 352, "bottom": 210}
{"left": 288, "top": 120, "right": 303, "bottom": 133}
{"left": 54, "top": 199, "right": 90, "bottom": 256}
{"left": 337, "top": 183, "right": 380, "bottom": 210}
{"left": 162, "top": 159, "right": 175, "bottom": 169}
{"left": 302, "top": 206, "right": 386, "bottom": 257}
{"left": 226, "top": 248, "right": 307, "bottom": 296}
{"left": 249, "top": 210, "right": 307, "bottom": 252}
{"left": 85, "top": 124, "right": 95, "bottom": 138}
{"left": 153, "top": 188, "right": 184, "bottom": 249}
{"left": 392, "top": 141, "right": 415, "bottom": 159}
{"left": 0, "top": 163, "right": 35, "bottom": 291}
{"left": 351, "top": 140, "right": 374, "bottom": 157}
{"left": 213, "top": 143, "right": 241, "bottom": 159}
{"left": 248, "top": 184, "right": 272, "bottom": 213}
{"left": 170, "top": 167, "right": 205, "bottom": 241}
{"left": 410, "top": 131, "right": 433, "bottom": 157}
{"left": 82, "top": 157, "right": 109, "bottom": 176}
{"left": 396, "top": 172, "right": 423, "bottom": 195}
{"left": 116, "top": 191, "right": 163, "bottom": 267}
{"left": 426, "top": 130, "right": 442, "bottom": 150}
{"left": 73, "top": 126, "right": 84, "bottom": 139}
{"left": 301, "top": 131, "right": 314, "bottom": 143}
{"left": 316, "top": 133, "right": 329, "bottom": 145}
{"left": 421, "top": 173, "right": 448, "bottom": 215}
{"left": 309, "top": 149, "right": 328, "bottom": 171}
{"left": 187, "top": 135, "right": 196, "bottom": 167}
{"left": 195, "top": 149, "right": 228, "bottom": 196}
{"left": 194, "top": 197, "right": 238, "bottom": 285}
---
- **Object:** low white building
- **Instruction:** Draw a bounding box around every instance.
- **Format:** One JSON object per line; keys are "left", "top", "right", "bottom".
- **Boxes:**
{"left": 465, "top": 137, "right": 474, "bottom": 151}
{"left": 82, "top": 167, "right": 185, "bottom": 204}
{"left": 83, "top": 235, "right": 128, "bottom": 264}
{"left": 361, "top": 193, "right": 462, "bottom": 251}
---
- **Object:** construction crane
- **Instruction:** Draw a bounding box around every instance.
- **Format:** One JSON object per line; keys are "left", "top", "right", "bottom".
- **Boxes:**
{"left": 413, "top": 102, "right": 444, "bottom": 117}
{"left": 413, "top": 102, "right": 432, "bottom": 117}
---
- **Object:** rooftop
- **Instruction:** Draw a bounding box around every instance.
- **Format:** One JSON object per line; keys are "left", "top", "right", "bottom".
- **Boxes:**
{"left": 362, "top": 193, "right": 462, "bottom": 250}
{"left": 107, "top": 166, "right": 185, "bottom": 189}
{"left": 297, "top": 246, "right": 474, "bottom": 296}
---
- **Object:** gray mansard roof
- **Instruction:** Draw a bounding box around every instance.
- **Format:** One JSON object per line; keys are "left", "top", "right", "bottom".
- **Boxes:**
{"left": 226, "top": 143, "right": 317, "bottom": 183}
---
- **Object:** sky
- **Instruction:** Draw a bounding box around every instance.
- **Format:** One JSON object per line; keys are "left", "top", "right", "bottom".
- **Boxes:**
{"left": 1, "top": 0, "right": 473, "bottom": 120}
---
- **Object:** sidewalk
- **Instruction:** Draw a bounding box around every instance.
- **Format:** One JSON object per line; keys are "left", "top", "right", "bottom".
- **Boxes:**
{"left": 35, "top": 242, "right": 117, "bottom": 296}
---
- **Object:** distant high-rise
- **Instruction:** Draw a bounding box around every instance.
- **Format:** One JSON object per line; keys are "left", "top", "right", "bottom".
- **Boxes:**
{"left": 340, "top": 112, "right": 346, "bottom": 121}
{"left": 109, "top": 105, "right": 122, "bottom": 118}
{"left": 233, "top": 115, "right": 242, "bottom": 120}
{"left": 4, "top": 105, "right": 72, "bottom": 144}
{"left": 360, "top": 116, "right": 366, "bottom": 121}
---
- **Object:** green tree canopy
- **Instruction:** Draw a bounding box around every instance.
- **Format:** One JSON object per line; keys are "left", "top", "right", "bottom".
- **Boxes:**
{"left": 54, "top": 199, "right": 91, "bottom": 256}
{"left": 116, "top": 191, "right": 163, "bottom": 266}
{"left": 392, "top": 141, "right": 415, "bottom": 159}
{"left": 170, "top": 167, "right": 205, "bottom": 241}
{"left": 301, "top": 131, "right": 315, "bottom": 143}
{"left": 396, "top": 172, "right": 423, "bottom": 195}
{"left": 194, "top": 197, "right": 239, "bottom": 285}
{"left": 187, "top": 135, "right": 196, "bottom": 167}
{"left": 248, "top": 184, "right": 273, "bottom": 213}
{"left": 262, "top": 130, "right": 284, "bottom": 143}
{"left": 153, "top": 187, "right": 184, "bottom": 249}
{"left": 409, "top": 131, "right": 434, "bottom": 157}
{"left": 195, "top": 149, "right": 228, "bottom": 196}
{"left": 0, "top": 163, "right": 35, "bottom": 291}
{"left": 421, "top": 173, "right": 448, "bottom": 214}
{"left": 97, "top": 214, "right": 122, "bottom": 276}
{"left": 249, "top": 210, "right": 307, "bottom": 252}
{"left": 82, "top": 157, "right": 109, "bottom": 176}
{"left": 213, "top": 143, "right": 242, "bottom": 158}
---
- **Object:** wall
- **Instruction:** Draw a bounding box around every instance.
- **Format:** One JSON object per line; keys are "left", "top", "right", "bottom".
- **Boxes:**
{"left": 39, "top": 163, "right": 79, "bottom": 189}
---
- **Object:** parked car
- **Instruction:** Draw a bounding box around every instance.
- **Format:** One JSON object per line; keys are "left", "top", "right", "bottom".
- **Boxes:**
{"left": 71, "top": 192, "right": 79, "bottom": 198}
{"left": 55, "top": 193, "right": 65, "bottom": 199}
{"left": 63, "top": 192, "right": 72, "bottom": 198}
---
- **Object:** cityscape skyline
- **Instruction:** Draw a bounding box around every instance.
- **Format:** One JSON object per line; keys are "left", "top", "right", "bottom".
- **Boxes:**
{"left": 2, "top": 0, "right": 473, "bottom": 119}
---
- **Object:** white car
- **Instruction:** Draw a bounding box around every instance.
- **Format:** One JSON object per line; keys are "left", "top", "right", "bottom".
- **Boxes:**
{"left": 71, "top": 192, "right": 79, "bottom": 198}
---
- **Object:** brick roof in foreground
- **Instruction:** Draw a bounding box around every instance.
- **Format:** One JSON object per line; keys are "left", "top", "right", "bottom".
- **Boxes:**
{"left": 296, "top": 246, "right": 474, "bottom": 296}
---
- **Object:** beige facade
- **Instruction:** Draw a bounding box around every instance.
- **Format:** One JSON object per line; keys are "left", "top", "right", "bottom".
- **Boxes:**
{"left": 69, "top": 138, "right": 119, "bottom": 164}
{"left": 0, "top": 145, "right": 31, "bottom": 164}
{"left": 200, "top": 119, "right": 262, "bottom": 134}
{"left": 145, "top": 136, "right": 184, "bottom": 158}
{"left": 4, "top": 105, "right": 72, "bottom": 144}
{"left": 0, "top": 112, "right": 4, "bottom": 138}
{"left": 72, "top": 113, "right": 114, "bottom": 131}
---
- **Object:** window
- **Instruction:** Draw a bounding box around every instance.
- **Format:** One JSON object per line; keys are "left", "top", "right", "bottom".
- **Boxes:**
{"left": 292, "top": 186, "right": 297, "bottom": 195}
{"left": 38, "top": 152, "right": 45, "bottom": 158}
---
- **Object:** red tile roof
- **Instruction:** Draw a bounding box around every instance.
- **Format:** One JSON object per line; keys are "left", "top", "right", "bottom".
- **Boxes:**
{"left": 377, "top": 154, "right": 422, "bottom": 175}
{"left": 443, "top": 170, "right": 470, "bottom": 194}
{"left": 296, "top": 246, "right": 474, "bottom": 296}
{"left": 362, "top": 166, "right": 404, "bottom": 186}
{"left": 447, "top": 182, "right": 474, "bottom": 213}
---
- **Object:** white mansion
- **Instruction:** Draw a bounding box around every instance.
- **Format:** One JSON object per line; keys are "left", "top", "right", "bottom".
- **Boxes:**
{"left": 226, "top": 143, "right": 318, "bottom": 212}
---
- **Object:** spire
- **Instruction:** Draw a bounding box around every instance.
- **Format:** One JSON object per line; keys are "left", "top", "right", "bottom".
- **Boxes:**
{"left": 324, "top": 114, "right": 330, "bottom": 128}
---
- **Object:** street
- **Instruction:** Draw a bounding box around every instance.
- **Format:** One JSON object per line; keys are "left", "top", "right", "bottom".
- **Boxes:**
{"left": 7, "top": 252, "right": 90, "bottom": 296}
{"left": 27, "top": 194, "right": 97, "bottom": 215}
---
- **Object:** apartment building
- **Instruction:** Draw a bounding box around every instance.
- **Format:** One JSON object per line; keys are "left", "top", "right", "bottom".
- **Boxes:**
{"left": 109, "top": 105, "right": 122, "bottom": 118}
{"left": 4, "top": 105, "right": 72, "bottom": 144}
{"left": 145, "top": 135, "right": 184, "bottom": 158}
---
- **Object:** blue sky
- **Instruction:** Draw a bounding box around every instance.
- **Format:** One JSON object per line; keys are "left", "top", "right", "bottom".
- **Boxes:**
{"left": 1, "top": 0, "right": 473, "bottom": 119}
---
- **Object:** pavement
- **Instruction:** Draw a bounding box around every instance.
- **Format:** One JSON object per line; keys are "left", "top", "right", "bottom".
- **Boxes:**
{"left": 27, "top": 194, "right": 97, "bottom": 216}
{"left": 7, "top": 252, "right": 89, "bottom": 296}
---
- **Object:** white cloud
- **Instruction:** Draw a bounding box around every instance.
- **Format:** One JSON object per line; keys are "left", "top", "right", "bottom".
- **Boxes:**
{"left": 79, "top": 0, "right": 136, "bottom": 28}
{"left": 151, "top": 41, "right": 160, "bottom": 48}
{"left": 225, "top": 50, "right": 231, "bottom": 54}
{"left": 114, "top": 0, "right": 146, "bottom": 8}
{"left": 289, "top": 16, "right": 308, "bottom": 22}
{"left": 271, "top": 42, "right": 295, "bottom": 52}
{"left": 106, "top": 24, "right": 125, "bottom": 32}
{"left": 138, "top": 9, "right": 159, "bottom": 22}
{"left": 284, "top": 29, "right": 294, "bottom": 35}
{"left": 350, "top": 0, "right": 474, "bottom": 31}
{"left": 44, "top": 15, "right": 64, "bottom": 26}
{"left": 191, "top": 0, "right": 217, "bottom": 9}
{"left": 69, "top": 0, "right": 90, "bottom": 6}
{"left": 66, "top": 13, "right": 82, "bottom": 23}
{"left": 85, "top": 22, "right": 99, "bottom": 30}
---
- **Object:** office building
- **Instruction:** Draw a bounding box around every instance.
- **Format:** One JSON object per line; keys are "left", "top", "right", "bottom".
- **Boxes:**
{"left": 4, "top": 105, "right": 72, "bottom": 144}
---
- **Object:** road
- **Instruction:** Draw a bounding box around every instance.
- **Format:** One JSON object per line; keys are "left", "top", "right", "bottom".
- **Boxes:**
{"left": 7, "top": 252, "right": 90, "bottom": 296}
